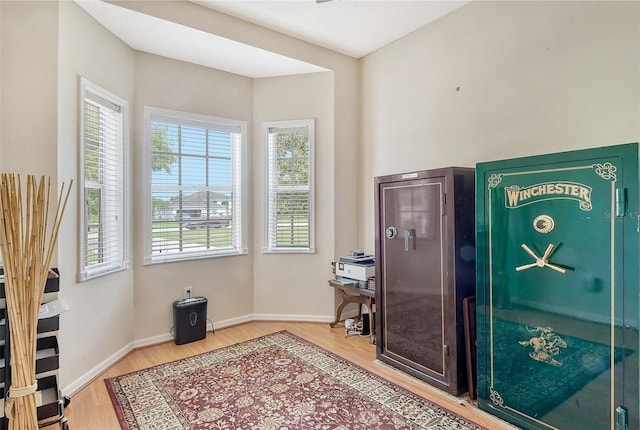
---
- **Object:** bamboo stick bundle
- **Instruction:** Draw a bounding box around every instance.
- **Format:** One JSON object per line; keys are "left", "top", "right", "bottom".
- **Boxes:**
{"left": 0, "top": 174, "right": 72, "bottom": 430}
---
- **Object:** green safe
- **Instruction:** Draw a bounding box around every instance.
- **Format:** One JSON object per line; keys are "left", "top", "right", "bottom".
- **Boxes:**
{"left": 476, "top": 143, "right": 639, "bottom": 430}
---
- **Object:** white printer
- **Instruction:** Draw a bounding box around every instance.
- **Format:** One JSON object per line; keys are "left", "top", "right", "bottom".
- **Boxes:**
{"left": 336, "top": 252, "right": 375, "bottom": 281}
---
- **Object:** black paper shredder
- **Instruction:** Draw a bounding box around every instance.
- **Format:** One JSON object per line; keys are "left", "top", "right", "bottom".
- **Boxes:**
{"left": 173, "top": 297, "right": 208, "bottom": 345}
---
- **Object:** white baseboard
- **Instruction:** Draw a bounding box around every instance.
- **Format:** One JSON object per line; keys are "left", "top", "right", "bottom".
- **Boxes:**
{"left": 63, "top": 342, "right": 135, "bottom": 397}
{"left": 61, "top": 313, "right": 336, "bottom": 396}
{"left": 213, "top": 314, "right": 254, "bottom": 329}
{"left": 253, "top": 313, "right": 335, "bottom": 323}
{"left": 133, "top": 332, "right": 173, "bottom": 348}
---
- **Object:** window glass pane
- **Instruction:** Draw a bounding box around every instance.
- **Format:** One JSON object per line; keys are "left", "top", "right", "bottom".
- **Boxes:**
{"left": 274, "top": 191, "right": 310, "bottom": 247}
{"left": 151, "top": 163, "right": 178, "bottom": 187}
{"left": 181, "top": 126, "right": 207, "bottom": 156}
{"left": 151, "top": 122, "right": 178, "bottom": 186}
{"left": 181, "top": 156, "right": 207, "bottom": 187}
{"left": 148, "top": 109, "right": 244, "bottom": 262}
{"left": 79, "top": 78, "right": 126, "bottom": 281}
{"left": 84, "top": 104, "right": 101, "bottom": 182}
{"left": 85, "top": 187, "right": 102, "bottom": 266}
{"left": 208, "top": 158, "right": 232, "bottom": 187}
{"left": 266, "top": 120, "right": 314, "bottom": 252}
{"left": 209, "top": 130, "right": 232, "bottom": 157}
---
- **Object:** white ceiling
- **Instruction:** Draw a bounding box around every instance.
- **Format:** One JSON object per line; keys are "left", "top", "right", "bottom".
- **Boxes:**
{"left": 77, "top": 0, "right": 469, "bottom": 78}
{"left": 194, "top": 1, "right": 470, "bottom": 59}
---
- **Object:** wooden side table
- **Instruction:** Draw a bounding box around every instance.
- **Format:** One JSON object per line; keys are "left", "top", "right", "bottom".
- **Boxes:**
{"left": 328, "top": 279, "right": 375, "bottom": 344}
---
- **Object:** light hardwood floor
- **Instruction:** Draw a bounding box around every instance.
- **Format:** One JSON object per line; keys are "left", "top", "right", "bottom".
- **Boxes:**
{"left": 48, "top": 321, "right": 516, "bottom": 429}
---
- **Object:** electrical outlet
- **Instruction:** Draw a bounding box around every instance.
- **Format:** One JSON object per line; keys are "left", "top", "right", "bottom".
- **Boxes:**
{"left": 184, "top": 286, "right": 192, "bottom": 299}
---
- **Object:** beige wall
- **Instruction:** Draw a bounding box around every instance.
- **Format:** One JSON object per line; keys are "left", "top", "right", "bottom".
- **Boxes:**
{"left": 1, "top": 1, "right": 58, "bottom": 177}
{"left": 132, "top": 52, "right": 255, "bottom": 338}
{"left": 253, "top": 72, "right": 335, "bottom": 318}
{"left": 0, "top": 1, "right": 2, "bottom": 165}
{"left": 360, "top": 0, "right": 640, "bottom": 252}
{"left": 57, "top": 0, "right": 135, "bottom": 389}
{"left": 0, "top": 0, "right": 135, "bottom": 390}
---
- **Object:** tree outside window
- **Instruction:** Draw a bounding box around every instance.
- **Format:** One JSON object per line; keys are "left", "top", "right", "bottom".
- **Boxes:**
{"left": 145, "top": 107, "right": 246, "bottom": 264}
{"left": 265, "top": 119, "right": 315, "bottom": 253}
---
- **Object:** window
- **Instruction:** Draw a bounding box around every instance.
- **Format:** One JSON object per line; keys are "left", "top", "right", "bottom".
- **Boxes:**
{"left": 78, "top": 78, "right": 128, "bottom": 281}
{"left": 264, "top": 119, "right": 315, "bottom": 253}
{"left": 144, "top": 107, "right": 247, "bottom": 264}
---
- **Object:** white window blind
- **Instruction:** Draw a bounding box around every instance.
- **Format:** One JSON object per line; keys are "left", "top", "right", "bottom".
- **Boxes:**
{"left": 264, "top": 119, "right": 315, "bottom": 253}
{"left": 79, "top": 78, "right": 127, "bottom": 281}
{"left": 145, "top": 107, "right": 246, "bottom": 264}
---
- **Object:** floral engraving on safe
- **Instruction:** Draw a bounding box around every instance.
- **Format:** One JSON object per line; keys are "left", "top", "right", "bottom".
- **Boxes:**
{"left": 592, "top": 162, "right": 617, "bottom": 181}
{"left": 487, "top": 173, "right": 504, "bottom": 189}
{"left": 489, "top": 387, "right": 505, "bottom": 407}
{"left": 504, "top": 182, "right": 593, "bottom": 211}
{"left": 518, "top": 326, "right": 567, "bottom": 367}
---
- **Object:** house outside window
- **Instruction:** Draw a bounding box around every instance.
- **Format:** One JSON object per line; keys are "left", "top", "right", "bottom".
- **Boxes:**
{"left": 144, "top": 107, "right": 247, "bottom": 264}
{"left": 264, "top": 119, "right": 315, "bottom": 253}
{"left": 78, "top": 78, "right": 128, "bottom": 281}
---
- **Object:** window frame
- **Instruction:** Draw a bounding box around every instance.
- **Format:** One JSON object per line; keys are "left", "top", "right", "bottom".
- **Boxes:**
{"left": 78, "top": 77, "right": 129, "bottom": 282}
{"left": 143, "top": 106, "right": 248, "bottom": 265}
{"left": 263, "top": 118, "right": 315, "bottom": 254}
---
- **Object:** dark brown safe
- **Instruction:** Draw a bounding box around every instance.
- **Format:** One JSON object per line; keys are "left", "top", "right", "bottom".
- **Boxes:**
{"left": 374, "top": 167, "right": 476, "bottom": 395}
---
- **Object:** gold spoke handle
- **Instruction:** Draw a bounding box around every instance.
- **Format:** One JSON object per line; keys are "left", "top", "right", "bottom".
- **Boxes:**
{"left": 541, "top": 243, "right": 554, "bottom": 261}
{"left": 544, "top": 262, "right": 567, "bottom": 274}
{"left": 520, "top": 244, "right": 539, "bottom": 260}
{"left": 516, "top": 262, "right": 538, "bottom": 272}
{"left": 517, "top": 243, "right": 565, "bottom": 274}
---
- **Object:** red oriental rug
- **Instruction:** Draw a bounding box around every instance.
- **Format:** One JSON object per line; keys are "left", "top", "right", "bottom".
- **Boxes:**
{"left": 105, "top": 331, "right": 484, "bottom": 429}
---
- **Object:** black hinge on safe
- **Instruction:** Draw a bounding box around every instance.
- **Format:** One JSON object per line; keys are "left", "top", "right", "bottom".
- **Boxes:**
{"left": 615, "top": 188, "right": 627, "bottom": 218}
{"left": 616, "top": 405, "right": 628, "bottom": 430}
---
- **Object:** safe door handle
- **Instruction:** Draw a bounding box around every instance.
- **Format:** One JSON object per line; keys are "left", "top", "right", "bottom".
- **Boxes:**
{"left": 404, "top": 229, "right": 416, "bottom": 251}
{"left": 516, "top": 243, "right": 567, "bottom": 274}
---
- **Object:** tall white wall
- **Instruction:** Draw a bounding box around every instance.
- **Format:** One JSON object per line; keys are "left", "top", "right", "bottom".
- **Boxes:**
{"left": 0, "top": 2, "right": 3, "bottom": 166}
{"left": 132, "top": 52, "right": 255, "bottom": 339}
{"left": 0, "top": 0, "right": 133, "bottom": 391}
{"left": 253, "top": 72, "right": 335, "bottom": 319}
{"left": 57, "top": 1, "right": 135, "bottom": 389}
{"left": 360, "top": 0, "right": 640, "bottom": 252}
{"left": 119, "top": 1, "right": 359, "bottom": 330}
{"left": 0, "top": 1, "right": 58, "bottom": 177}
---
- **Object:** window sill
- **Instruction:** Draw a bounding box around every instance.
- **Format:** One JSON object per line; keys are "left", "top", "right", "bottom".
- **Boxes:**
{"left": 144, "top": 248, "right": 248, "bottom": 265}
{"left": 77, "top": 261, "right": 129, "bottom": 283}
{"left": 262, "top": 246, "right": 316, "bottom": 254}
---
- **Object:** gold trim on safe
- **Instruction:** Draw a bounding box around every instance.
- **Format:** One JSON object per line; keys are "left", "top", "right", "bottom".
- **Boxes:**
{"left": 487, "top": 163, "right": 618, "bottom": 430}
{"left": 382, "top": 181, "right": 447, "bottom": 378}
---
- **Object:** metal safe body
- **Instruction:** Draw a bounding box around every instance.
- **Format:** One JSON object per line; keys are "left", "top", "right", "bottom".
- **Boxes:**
{"left": 375, "top": 167, "right": 476, "bottom": 395}
{"left": 476, "top": 143, "right": 639, "bottom": 430}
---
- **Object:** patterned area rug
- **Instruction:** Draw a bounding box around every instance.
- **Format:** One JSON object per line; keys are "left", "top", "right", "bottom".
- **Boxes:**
{"left": 105, "top": 331, "right": 484, "bottom": 430}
